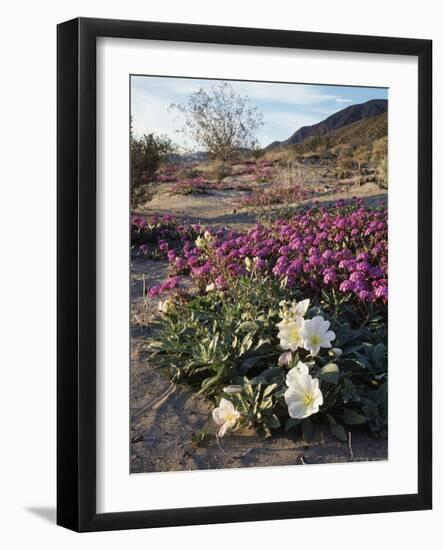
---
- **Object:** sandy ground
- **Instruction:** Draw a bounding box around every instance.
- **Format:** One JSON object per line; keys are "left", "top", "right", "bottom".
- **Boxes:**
{"left": 135, "top": 180, "right": 386, "bottom": 229}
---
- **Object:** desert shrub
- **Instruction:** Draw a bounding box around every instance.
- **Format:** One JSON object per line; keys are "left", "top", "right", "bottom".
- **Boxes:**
{"left": 169, "top": 82, "right": 263, "bottom": 160}
{"left": 336, "top": 145, "right": 356, "bottom": 178}
{"left": 353, "top": 146, "right": 372, "bottom": 170}
{"left": 177, "top": 165, "right": 201, "bottom": 180}
{"left": 130, "top": 131, "right": 174, "bottom": 199}
{"left": 371, "top": 137, "right": 388, "bottom": 188}
{"left": 131, "top": 185, "right": 154, "bottom": 206}
{"left": 272, "top": 161, "right": 302, "bottom": 187}
{"left": 262, "top": 148, "right": 294, "bottom": 163}
{"left": 207, "top": 160, "right": 232, "bottom": 182}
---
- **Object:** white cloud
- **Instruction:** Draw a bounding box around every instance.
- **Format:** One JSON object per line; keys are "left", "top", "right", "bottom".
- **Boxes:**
{"left": 232, "top": 81, "right": 341, "bottom": 106}
{"left": 335, "top": 98, "right": 353, "bottom": 104}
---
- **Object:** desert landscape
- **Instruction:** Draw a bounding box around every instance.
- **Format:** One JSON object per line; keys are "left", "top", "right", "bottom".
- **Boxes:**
{"left": 130, "top": 79, "right": 388, "bottom": 473}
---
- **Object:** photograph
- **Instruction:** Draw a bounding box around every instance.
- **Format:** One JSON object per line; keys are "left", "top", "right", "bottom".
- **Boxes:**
{"left": 129, "top": 76, "right": 388, "bottom": 474}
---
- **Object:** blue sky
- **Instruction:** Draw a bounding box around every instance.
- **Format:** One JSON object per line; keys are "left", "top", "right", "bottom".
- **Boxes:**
{"left": 131, "top": 76, "right": 388, "bottom": 150}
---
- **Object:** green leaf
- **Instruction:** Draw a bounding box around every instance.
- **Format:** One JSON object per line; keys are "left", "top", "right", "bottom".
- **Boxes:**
{"left": 237, "top": 321, "right": 257, "bottom": 332}
{"left": 329, "top": 423, "right": 348, "bottom": 442}
{"left": 249, "top": 375, "right": 267, "bottom": 386}
{"left": 258, "top": 367, "right": 285, "bottom": 382}
{"left": 301, "top": 418, "right": 313, "bottom": 442}
{"left": 239, "top": 355, "right": 267, "bottom": 373}
{"left": 285, "top": 417, "right": 302, "bottom": 432}
{"left": 343, "top": 409, "right": 366, "bottom": 425}
{"left": 342, "top": 344, "right": 362, "bottom": 355}
{"left": 268, "top": 414, "right": 281, "bottom": 429}
{"left": 317, "top": 363, "right": 340, "bottom": 384}
{"left": 326, "top": 414, "right": 348, "bottom": 442}
{"left": 373, "top": 343, "right": 386, "bottom": 365}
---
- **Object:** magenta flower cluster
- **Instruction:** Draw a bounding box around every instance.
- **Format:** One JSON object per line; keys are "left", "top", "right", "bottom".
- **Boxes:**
{"left": 131, "top": 213, "right": 199, "bottom": 259}
{"left": 164, "top": 200, "right": 388, "bottom": 304}
{"left": 147, "top": 275, "right": 183, "bottom": 298}
{"left": 236, "top": 183, "right": 308, "bottom": 208}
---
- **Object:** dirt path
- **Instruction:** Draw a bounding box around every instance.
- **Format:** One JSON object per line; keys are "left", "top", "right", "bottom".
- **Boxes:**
{"left": 130, "top": 257, "right": 387, "bottom": 474}
{"left": 135, "top": 182, "right": 386, "bottom": 230}
{"left": 137, "top": 188, "right": 257, "bottom": 230}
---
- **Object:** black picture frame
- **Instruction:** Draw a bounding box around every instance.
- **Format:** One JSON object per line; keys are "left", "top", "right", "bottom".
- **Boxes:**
{"left": 57, "top": 17, "right": 432, "bottom": 532}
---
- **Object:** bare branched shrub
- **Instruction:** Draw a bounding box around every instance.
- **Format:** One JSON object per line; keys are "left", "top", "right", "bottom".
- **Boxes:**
{"left": 169, "top": 82, "right": 263, "bottom": 160}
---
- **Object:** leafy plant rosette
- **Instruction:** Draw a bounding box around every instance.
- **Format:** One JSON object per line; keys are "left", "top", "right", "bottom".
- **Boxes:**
{"left": 147, "top": 261, "right": 387, "bottom": 444}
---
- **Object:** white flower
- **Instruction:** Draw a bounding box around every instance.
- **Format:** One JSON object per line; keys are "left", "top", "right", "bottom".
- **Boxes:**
{"left": 206, "top": 282, "right": 215, "bottom": 292}
{"left": 301, "top": 316, "right": 336, "bottom": 356}
{"left": 286, "top": 361, "right": 309, "bottom": 387}
{"left": 294, "top": 298, "right": 310, "bottom": 318}
{"left": 212, "top": 398, "right": 241, "bottom": 437}
{"left": 223, "top": 385, "right": 243, "bottom": 394}
{"left": 285, "top": 373, "right": 323, "bottom": 419}
{"left": 245, "top": 257, "right": 253, "bottom": 271}
{"left": 277, "top": 316, "right": 304, "bottom": 351}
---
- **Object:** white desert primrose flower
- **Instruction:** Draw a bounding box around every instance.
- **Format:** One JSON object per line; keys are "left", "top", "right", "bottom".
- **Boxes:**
{"left": 286, "top": 361, "right": 310, "bottom": 387}
{"left": 205, "top": 282, "right": 215, "bottom": 292}
{"left": 277, "top": 316, "right": 304, "bottom": 351}
{"left": 212, "top": 398, "right": 241, "bottom": 437}
{"left": 301, "top": 315, "right": 336, "bottom": 356}
{"left": 285, "top": 373, "right": 323, "bottom": 419}
{"left": 293, "top": 298, "right": 310, "bottom": 318}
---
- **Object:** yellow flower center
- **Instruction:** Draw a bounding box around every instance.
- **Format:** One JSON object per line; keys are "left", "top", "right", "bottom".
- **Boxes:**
{"left": 224, "top": 412, "right": 238, "bottom": 424}
{"left": 310, "top": 335, "right": 321, "bottom": 345}
{"left": 290, "top": 326, "right": 301, "bottom": 341}
{"left": 303, "top": 393, "right": 315, "bottom": 406}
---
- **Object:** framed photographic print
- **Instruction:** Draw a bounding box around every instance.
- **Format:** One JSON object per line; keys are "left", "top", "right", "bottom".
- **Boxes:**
{"left": 57, "top": 17, "right": 432, "bottom": 532}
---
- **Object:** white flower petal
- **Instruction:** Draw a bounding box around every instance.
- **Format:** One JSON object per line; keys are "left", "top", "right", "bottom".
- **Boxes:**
{"left": 295, "top": 299, "right": 310, "bottom": 317}
{"left": 212, "top": 408, "right": 225, "bottom": 425}
{"left": 288, "top": 401, "right": 308, "bottom": 419}
{"left": 218, "top": 422, "right": 229, "bottom": 437}
{"left": 219, "top": 398, "right": 234, "bottom": 411}
{"left": 321, "top": 319, "right": 330, "bottom": 332}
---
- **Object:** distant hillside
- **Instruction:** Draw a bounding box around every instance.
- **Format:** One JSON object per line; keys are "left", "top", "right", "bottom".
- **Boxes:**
{"left": 265, "top": 99, "right": 387, "bottom": 151}
{"left": 323, "top": 111, "right": 387, "bottom": 148}
{"left": 167, "top": 151, "right": 209, "bottom": 164}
